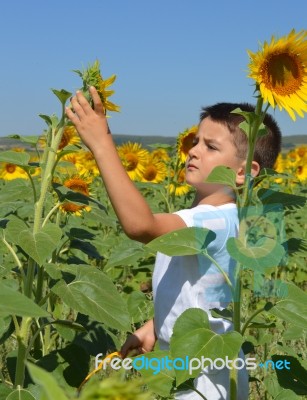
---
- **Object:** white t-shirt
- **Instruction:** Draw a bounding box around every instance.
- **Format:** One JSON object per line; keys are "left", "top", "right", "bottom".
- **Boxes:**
{"left": 153, "top": 203, "right": 238, "bottom": 348}
{"left": 152, "top": 203, "right": 249, "bottom": 399}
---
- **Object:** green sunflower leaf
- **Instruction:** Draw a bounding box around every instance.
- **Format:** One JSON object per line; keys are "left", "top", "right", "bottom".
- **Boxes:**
{"left": 257, "top": 188, "right": 307, "bottom": 210}
{"left": 227, "top": 236, "right": 285, "bottom": 270}
{"left": 170, "top": 308, "right": 243, "bottom": 385}
{"left": 27, "top": 362, "right": 69, "bottom": 400}
{"left": 6, "top": 388, "right": 36, "bottom": 400}
{"left": 268, "top": 283, "right": 307, "bottom": 329}
{"left": 0, "top": 150, "right": 30, "bottom": 167}
{"left": 146, "top": 227, "right": 216, "bottom": 256}
{"left": 204, "top": 165, "right": 237, "bottom": 189}
{"left": 51, "top": 88, "right": 72, "bottom": 105}
{"left": 51, "top": 265, "right": 131, "bottom": 332}
{"left": 6, "top": 220, "right": 62, "bottom": 266}
{"left": 7, "top": 135, "right": 40, "bottom": 145}
{"left": 0, "top": 282, "right": 49, "bottom": 317}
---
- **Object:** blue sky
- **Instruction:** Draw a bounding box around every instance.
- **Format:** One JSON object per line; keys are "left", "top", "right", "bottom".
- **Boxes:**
{"left": 1, "top": 0, "right": 306, "bottom": 139}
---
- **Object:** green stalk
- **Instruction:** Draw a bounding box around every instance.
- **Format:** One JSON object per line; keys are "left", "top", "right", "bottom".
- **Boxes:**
{"left": 24, "top": 258, "right": 36, "bottom": 299}
{"left": 14, "top": 317, "right": 32, "bottom": 387}
{"left": 241, "top": 305, "right": 266, "bottom": 336}
{"left": 24, "top": 169, "right": 38, "bottom": 203}
{"left": 15, "top": 112, "right": 67, "bottom": 388}
{"left": 241, "top": 96, "right": 264, "bottom": 208}
{"left": 233, "top": 269, "right": 242, "bottom": 332}
{"left": 202, "top": 250, "right": 234, "bottom": 297}
{"left": 42, "top": 202, "right": 61, "bottom": 227}
{"left": 230, "top": 95, "right": 266, "bottom": 400}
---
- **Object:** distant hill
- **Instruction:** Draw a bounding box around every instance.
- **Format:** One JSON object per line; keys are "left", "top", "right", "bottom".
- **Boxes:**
{"left": 279, "top": 135, "right": 307, "bottom": 149}
{"left": 0, "top": 134, "right": 176, "bottom": 151}
{"left": 0, "top": 133, "right": 306, "bottom": 151}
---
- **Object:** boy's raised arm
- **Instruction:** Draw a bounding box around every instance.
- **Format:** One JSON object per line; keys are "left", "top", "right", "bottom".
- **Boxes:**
{"left": 65, "top": 87, "right": 185, "bottom": 243}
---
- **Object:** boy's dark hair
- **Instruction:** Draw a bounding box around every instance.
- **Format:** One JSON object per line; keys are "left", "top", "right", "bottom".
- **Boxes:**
{"left": 200, "top": 103, "right": 282, "bottom": 170}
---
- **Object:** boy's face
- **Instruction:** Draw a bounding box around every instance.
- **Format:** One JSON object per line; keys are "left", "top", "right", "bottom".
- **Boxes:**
{"left": 185, "top": 117, "right": 243, "bottom": 190}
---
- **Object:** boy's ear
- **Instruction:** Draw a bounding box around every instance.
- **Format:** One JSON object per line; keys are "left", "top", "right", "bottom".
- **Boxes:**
{"left": 235, "top": 161, "right": 260, "bottom": 185}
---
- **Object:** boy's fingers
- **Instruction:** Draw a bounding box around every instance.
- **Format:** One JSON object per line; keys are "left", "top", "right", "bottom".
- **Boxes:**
{"left": 89, "top": 86, "right": 105, "bottom": 115}
{"left": 65, "top": 106, "right": 78, "bottom": 123}
{"left": 75, "top": 90, "right": 92, "bottom": 115}
{"left": 69, "top": 95, "right": 87, "bottom": 120}
{"left": 120, "top": 334, "right": 140, "bottom": 358}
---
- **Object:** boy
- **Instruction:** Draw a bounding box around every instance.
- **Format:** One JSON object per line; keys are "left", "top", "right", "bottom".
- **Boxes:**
{"left": 66, "top": 87, "right": 281, "bottom": 399}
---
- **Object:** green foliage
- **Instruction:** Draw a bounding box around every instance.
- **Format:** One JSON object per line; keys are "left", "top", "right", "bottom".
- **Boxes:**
{"left": 6, "top": 220, "right": 62, "bottom": 266}
{"left": 0, "top": 283, "right": 48, "bottom": 318}
{"left": 27, "top": 362, "right": 69, "bottom": 400}
{"left": 204, "top": 165, "right": 237, "bottom": 189}
{"left": 170, "top": 309, "right": 243, "bottom": 385}
{"left": 0, "top": 151, "right": 30, "bottom": 167}
{"left": 51, "top": 265, "right": 130, "bottom": 331}
{"left": 146, "top": 227, "right": 216, "bottom": 256}
{"left": 269, "top": 283, "right": 307, "bottom": 329}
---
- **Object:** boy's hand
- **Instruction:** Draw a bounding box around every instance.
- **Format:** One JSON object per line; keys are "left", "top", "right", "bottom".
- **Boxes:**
{"left": 120, "top": 319, "right": 157, "bottom": 358}
{"left": 65, "top": 86, "right": 110, "bottom": 154}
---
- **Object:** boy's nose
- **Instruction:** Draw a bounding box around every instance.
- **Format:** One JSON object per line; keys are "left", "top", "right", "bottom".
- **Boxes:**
{"left": 188, "top": 144, "right": 199, "bottom": 159}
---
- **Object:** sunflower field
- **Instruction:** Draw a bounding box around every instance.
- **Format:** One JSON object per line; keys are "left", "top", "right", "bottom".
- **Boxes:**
{"left": 0, "top": 29, "right": 307, "bottom": 400}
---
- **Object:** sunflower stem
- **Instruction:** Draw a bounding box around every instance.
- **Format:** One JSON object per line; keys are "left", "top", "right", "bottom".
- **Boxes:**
{"left": 42, "top": 202, "right": 61, "bottom": 227}
{"left": 241, "top": 96, "right": 264, "bottom": 208}
{"left": 15, "top": 112, "right": 67, "bottom": 388}
{"left": 231, "top": 94, "right": 267, "bottom": 400}
{"left": 24, "top": 169, "right": 38, "bottom": 203}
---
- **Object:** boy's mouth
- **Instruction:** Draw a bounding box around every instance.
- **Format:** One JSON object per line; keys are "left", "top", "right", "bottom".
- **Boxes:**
{"left": 187, "top": 163, "right": 197, "bottom": 170}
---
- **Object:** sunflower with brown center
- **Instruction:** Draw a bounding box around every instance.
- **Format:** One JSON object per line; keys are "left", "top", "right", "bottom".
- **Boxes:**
{"left": 177, "top": 125, "right": 198, "bottom": 164}
{"left": 151, "top": 148, "right": 171, "bottom": 163}
{"left": 58, "top": 153, "right": 85, "bottom": 176}
{"left": 248, "top": 29, "right": 307, "bottom": 120}
{"left": 117, "top": 142, "right": 149, "bottom": 181}
{"left": 0, "top": 162, "right": 28, "bottom": 180}
{"left": 141, "top": 155, "right": 167, "bottom": 183}
{"left": 59, "top": 174, "right": 92, "bottom": 215}
{"left": 168, "top": 167, "right": 192, "bottom": 196}
{"left": 58, "top": 126, "right": 81, "bottom": 150}
{"left": 78, "top": 151, "right": 100, "bottom": 176}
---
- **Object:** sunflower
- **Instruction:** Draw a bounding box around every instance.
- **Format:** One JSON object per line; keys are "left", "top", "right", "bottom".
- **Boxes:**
{"left": 58, "top": 153, "right": 85, "bottom": 175}
{"left": 248, "top": 29, "right": 307, "bottom": 120}
{"left": 273, "top": 153, "right": 286, "bottom": 173}
{"left": 294, "top": 145, "right": 307, "bottom": 159}
{"left": 0, "top": 162, "right": 28, "bottom": 180}
{"left": 75, "top": 60, "right": 120, "bottom": 113}
{"left": 78, "top": 150, "right": 100, "bottom": 176}
{"left": 151, "top": 148, "right": 171, "bottom": 163}
{"left": 59, "top": 174, "right": 92, "bottom": 215}
{"left": 177, "top": 125, "right": 198, "bottom": 164}
{"left": 117, "top": 142, "right": 149, "bottom": 181}
{"left": 168, "top": 167, "right": 191, "bottom": 196}
{"left": 141, "top": 155, "right": 167, "bottom": 183}
{"left": 296, "top": 163, "right": 307, "bottom": 182}
{"left": 97, "top": 74, "right": 120, "bottom": 113}
{"left": 58, "top": 126, "right": 81, "bottom": 150}
{"left": 28, "top": 155, "right": 41, "bottom": 177}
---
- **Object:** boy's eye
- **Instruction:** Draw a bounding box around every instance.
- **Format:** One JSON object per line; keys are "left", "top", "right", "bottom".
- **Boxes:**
{"left": 207, "top": 144, "right": 217, "bottom": 150}
{"left": 192, "top": 139, "right": 198, "bottom": 146}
